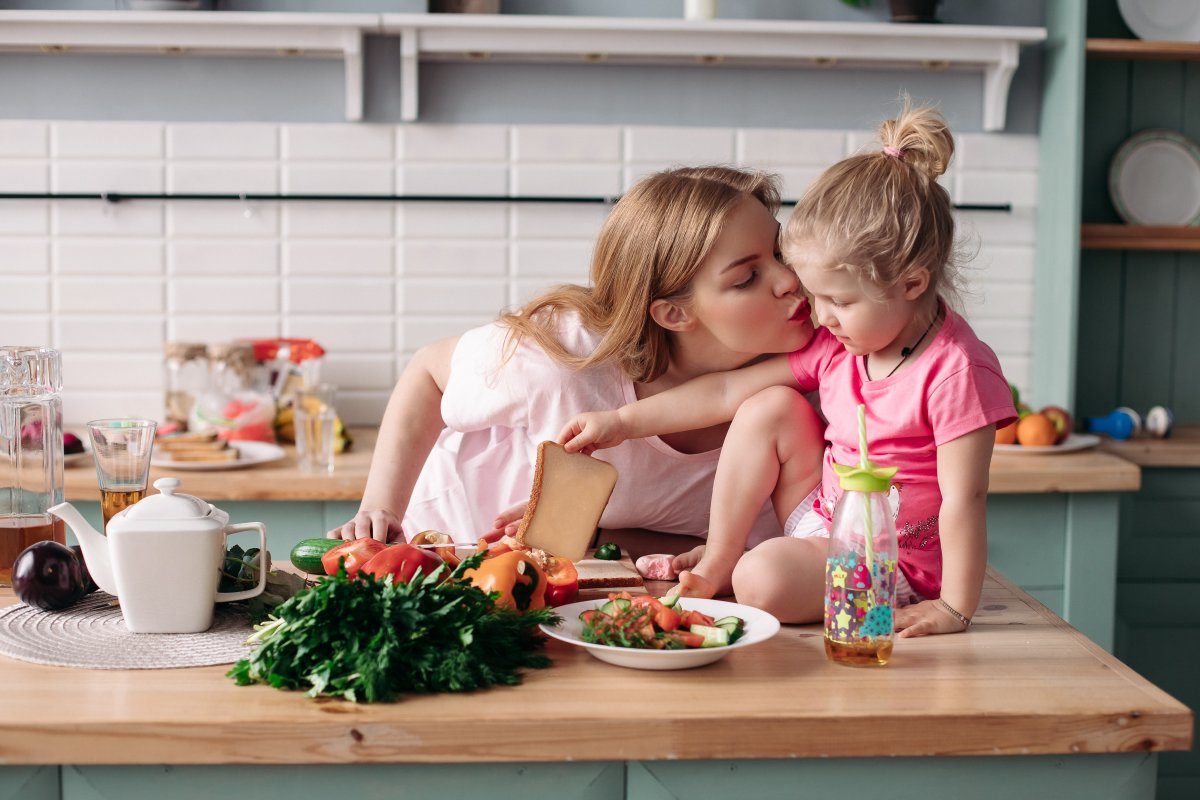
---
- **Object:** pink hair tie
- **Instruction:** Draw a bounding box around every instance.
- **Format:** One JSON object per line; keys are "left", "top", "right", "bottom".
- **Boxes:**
{"left": 883, "top": 146, "right": 905, "bottom": 159}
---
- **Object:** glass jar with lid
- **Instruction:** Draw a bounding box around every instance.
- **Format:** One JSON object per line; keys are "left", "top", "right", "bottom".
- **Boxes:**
{"left": 163, "top": 341, "right": 208, "bottom": 430}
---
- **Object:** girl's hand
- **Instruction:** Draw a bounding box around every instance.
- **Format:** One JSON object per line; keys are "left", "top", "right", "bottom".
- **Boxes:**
{"left": 558, "top": 410, "right": 629, "bottom": 455}
{"left": 329, "top": 508, "right": 405, "bottom": 543}
{"left": 894, "top": 599, "right": 969, "bottom": 637}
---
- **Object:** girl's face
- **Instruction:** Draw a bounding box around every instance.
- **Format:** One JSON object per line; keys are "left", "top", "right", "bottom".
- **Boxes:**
{"left": 683, "top": 196, "right": 812, "bottom": 364}
{"left": 788, "top": 238, "right": 922, "bottom": 358}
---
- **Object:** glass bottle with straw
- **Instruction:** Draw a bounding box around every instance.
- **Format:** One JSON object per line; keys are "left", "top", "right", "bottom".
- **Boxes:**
{"left": 824, "top": 404, "right": 899, "bottom": 667}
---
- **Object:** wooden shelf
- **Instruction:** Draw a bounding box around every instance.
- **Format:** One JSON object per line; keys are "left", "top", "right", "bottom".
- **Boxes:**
{"left": 1080, "top": 224, "right": 1200, "bottom": 251}
{"left": 381, "top": 14, "right": 1044, "bottom": 127}
{"left": 1087, "top": 38, "right": 1200, "bottom": 61}
{"left": 1098, "top": 425, "right": 1200, "bottom": 468}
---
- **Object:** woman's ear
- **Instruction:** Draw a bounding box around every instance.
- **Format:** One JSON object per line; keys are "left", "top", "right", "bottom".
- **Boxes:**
{"left": 649, "top": 298, "right": 695, "bottom": 332}
{"left": 901, "top": 267, "right": 931, "bottom": 300}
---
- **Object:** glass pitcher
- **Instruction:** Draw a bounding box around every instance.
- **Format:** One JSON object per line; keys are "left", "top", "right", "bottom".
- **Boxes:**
{"left": 0, "top": 346, "right": 65, "bottom": 586}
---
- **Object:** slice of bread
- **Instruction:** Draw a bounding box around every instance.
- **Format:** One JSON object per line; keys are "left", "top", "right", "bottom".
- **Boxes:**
{"left": 165, "top": 447, "right": 240, "bottom": 462}
{"left": 156, "top": 438, "right": 228, "bottom": 452}
{"left": 575, "top": 557, "right": 644, "bottom": 589}
{"left": 514, "top": 441, "right": 618, "bottom": 562}
{"left": 157, "top": 431, "right": 219, "bottom": 446}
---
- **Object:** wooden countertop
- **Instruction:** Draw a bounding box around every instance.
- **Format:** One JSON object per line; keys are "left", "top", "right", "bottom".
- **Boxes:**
{"left": 64, "top": 427, "right": 1142, "bottom": 502}
{"left": 1099, "top": 425, "right": 1200, "bottom": 468}
{"left": 0, "top": 569, "right": 1189, "bottom": 765}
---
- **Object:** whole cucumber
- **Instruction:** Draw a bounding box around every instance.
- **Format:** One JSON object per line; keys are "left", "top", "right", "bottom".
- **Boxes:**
{"left": 290, "top": 538, "right": 341, "bottom": 574}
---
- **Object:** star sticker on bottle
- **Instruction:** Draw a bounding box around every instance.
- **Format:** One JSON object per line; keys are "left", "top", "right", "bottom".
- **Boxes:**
{"left": 831, "top": 564, "right": 847, "bottom": 588}
{"left": 835, "top": 609, "right": 852, "bottom": 631}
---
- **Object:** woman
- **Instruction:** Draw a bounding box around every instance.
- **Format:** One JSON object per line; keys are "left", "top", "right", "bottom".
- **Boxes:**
{"left": 331, "top": 166, "right": 822, "bottom": 563}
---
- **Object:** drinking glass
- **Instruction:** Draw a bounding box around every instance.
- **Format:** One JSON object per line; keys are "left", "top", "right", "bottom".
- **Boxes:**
{"left": 294, "top": 384, "right": 337, "bottom": 475}
{"left": 87, "top": 419, "right": 157, "bottom": 531}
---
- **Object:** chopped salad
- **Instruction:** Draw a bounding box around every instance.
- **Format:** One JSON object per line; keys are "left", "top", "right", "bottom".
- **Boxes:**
{"left": 580, "top": 592, "right": 746, "bottom": 649}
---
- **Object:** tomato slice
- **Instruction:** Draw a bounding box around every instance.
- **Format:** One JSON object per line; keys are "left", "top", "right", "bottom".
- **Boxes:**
{"left": 320, "top": 538, "right": 386, "bottom": 577}
{"left": 674, "top": 631, "right": 706, "bottom": 648}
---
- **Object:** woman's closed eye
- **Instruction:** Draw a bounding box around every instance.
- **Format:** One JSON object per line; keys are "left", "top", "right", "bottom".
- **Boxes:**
{"left": 732, "top": 269, "right": 758, "bottom": 289}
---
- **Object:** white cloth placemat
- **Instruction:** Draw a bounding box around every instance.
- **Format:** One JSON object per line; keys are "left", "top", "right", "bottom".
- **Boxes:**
{"left": 0, "top": 593, "right": 254, "bottom": 669}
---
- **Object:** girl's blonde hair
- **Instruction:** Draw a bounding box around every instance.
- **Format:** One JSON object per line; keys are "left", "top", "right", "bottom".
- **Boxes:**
{"left": 499, "top": 166, "right": 781, "bottom": 383}
{"left": 784, "top": 101, "right": 961, "bottom": 318}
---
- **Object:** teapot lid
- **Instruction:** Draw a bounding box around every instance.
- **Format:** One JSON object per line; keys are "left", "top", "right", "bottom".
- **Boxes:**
{"left": 121, "top": 477, "right": 211, "bottom": 521}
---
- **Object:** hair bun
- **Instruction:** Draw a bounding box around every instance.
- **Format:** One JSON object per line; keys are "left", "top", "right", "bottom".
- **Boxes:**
{"left": 879, "top": 101, "right": 954, "bottom": 181}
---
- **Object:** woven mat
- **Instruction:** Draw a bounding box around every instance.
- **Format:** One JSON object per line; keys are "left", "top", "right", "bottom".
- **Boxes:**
{"left": 0, "top": 593, "right": 255, "bottom": 670}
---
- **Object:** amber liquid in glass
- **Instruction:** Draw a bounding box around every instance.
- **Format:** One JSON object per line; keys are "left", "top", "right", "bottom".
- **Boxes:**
{"left": 824, "top": 637, "right": 893, "bottom": 667}
{"left": 101, "top": 486, "right": 147, "bottom": 531}
{"left": 0, "top": 515, "right": 67, "bottom": 586}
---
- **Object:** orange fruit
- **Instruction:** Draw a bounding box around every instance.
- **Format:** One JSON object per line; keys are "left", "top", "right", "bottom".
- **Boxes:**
{"left": 995, "top": 422, "right": 1017, "bottom": 445}
{"left": 1016, "top": 413, "right": 1057, "bottom": 447}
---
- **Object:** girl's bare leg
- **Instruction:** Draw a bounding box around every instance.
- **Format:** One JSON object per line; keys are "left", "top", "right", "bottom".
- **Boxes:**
{"left": 677, "top": 386, "right": 823, "bottom": 598}
{"left": 732, "top": 536, "right": 828, "bottom": 623}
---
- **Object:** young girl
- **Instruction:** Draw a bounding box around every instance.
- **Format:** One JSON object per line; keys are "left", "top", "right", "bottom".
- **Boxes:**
{"left": 332, "top": 165, "right": 822, "bottom": 565}
{"left": 560, "top": 103, "right": 1017, "bottom": 637}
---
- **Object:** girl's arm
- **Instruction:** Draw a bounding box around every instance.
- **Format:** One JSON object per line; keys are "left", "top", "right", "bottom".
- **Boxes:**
{"left": 560, "top": 353, "right": 800, "bottom": 453}
{"left": 895, "top": 425, "right": 994, "bottom": 637}
{"left": 330, "top": 336, "right": 458, "bottom": 542}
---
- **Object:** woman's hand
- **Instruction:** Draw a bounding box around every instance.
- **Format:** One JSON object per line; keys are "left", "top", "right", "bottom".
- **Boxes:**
{"left": 558, "top": 410, "right": 630, "bottom": 454}
{"left": 482, "top": 500, "right": 528, "bottom": 540}
{"left": 894, "top": 598, "right": 969, "bottom": 637}
{"left": 329, "top": 508, "right": 405, "bottom": 543}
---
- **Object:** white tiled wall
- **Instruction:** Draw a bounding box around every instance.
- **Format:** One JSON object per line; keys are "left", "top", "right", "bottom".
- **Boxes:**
{"left": 0, "top": 120, "right": 1039, "bottom": 425}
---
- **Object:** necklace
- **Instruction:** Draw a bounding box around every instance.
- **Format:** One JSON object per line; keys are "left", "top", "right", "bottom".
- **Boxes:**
{"left": 865, "top": 311, "right": 939, "bottom": 381}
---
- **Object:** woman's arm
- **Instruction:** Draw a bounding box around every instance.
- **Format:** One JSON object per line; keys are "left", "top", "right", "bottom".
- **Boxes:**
{"left": 560, "top": 353, "right": 799, "bottom": 453}
{"left": 330, "top": 336, "right": 458, "bottom": 542}
{"left": 894, "top": 425, "right": 994, "bottom": 637}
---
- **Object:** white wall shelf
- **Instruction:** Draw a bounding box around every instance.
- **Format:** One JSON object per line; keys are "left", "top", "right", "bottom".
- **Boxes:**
{"left": 382, "top": 14, "right": 1045, "bottom": 130}
{"left": 0, "top": 11, "right": 1045, "bottom": 130}
{"left": 0, "top": 11, "right": 378, "bottom": 121}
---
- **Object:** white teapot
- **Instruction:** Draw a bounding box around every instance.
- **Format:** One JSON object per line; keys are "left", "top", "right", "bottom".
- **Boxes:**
{"left": 49, "top": 477, "right": 267, "bottom": 633}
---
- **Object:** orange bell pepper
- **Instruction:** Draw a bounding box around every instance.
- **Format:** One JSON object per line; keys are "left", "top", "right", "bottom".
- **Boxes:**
{"left": 461, "top": 550, "right": 546, "bottom": 612}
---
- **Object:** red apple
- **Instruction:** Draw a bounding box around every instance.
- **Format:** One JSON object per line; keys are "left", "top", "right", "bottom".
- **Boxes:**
{"left": 1039, "top": 405, "right": 1073, "bottom": 444}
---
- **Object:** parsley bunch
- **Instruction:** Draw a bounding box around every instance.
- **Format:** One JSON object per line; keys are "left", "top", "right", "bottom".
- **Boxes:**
{"left": 227, "top": 553, "right": 559, "bottom": 703}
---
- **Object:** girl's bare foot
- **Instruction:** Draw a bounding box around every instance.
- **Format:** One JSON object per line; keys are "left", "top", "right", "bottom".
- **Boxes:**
{"left": 671, "top": 569, "right": 722, "bottom": 599}
{"left": 671, "top": 544, "right": 706, "bottom": 574}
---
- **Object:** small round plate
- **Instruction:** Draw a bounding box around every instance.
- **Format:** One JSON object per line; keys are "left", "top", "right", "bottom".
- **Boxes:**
{"left": 1118, "top": 0, "right": 1200, "bottom": 42}
{"left": 540, "top": 597, "right": 780, "bottom": 671}
{"left": 994, "top": 433, "right": 1101, "bottom": 455}
{"left": 150, "top": 440, "right": 286, "bottom": 471}
{"left": 1110, "top": 129, "right": 1200, "bottom": 225}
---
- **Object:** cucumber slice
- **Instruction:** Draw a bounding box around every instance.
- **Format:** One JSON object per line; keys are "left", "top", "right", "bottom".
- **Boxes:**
{"left": 599, "top": 597, "right": 632, "bottom": 615}
{"left": 714, "top": 615, "right": 745, "bottom": 643}
{"left": 659, "top": 593, "right": 680, "bottom": 608}
{"left": 689, "top": 624, "right": 731, "bottom": 647}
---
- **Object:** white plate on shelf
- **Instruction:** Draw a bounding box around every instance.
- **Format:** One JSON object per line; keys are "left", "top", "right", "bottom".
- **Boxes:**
{"left": 540, "top": 597, "right": 779, "bottom": 671}
{"left": 1118, "top": 0, "right": 1200, "bottom": 42}
{"left": 994, "top": 433, "right": 1101, "bottom": 455}
{"left": 150, "top": 440, "right": 286, "bottom": 471}
{"left": 1110, "top": 129, "right": 1200, "bottom": 225}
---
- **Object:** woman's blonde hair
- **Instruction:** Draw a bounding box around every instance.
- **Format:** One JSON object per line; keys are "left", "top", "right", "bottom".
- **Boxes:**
{"left": 499, "top": 166, "right": 781, "bottom": 383}
{"left": 784, "top": 100, "right": 962, "bottom": 318}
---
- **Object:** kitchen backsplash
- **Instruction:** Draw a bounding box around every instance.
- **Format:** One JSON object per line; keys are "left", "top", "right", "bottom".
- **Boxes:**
{"left": 0, "top": 120, "right": 1037, "bottom": 426}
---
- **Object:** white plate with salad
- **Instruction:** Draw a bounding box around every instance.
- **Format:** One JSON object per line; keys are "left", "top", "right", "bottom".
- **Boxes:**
{"left": 540, "top": 595, "right": 780, "bottom": 671}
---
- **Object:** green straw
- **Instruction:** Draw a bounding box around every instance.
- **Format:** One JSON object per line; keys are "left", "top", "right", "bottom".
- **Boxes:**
{"left": 857, "top": 404, "right": 876, "bottom": 606}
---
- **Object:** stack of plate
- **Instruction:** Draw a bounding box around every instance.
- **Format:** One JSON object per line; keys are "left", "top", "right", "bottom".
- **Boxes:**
{"left": 1118, "top": 0, "right": 1200, "bottom": 41}
{"left": 1110, "top": 129, "right": 1200, "bottom": 226}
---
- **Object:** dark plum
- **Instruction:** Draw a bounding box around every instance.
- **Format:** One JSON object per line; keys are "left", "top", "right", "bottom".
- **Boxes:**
{"left": 63, "top": 432, "right": 85, "bottom": 455}
{"left": 12, "top": 541, "right": 84, "bottom": 611}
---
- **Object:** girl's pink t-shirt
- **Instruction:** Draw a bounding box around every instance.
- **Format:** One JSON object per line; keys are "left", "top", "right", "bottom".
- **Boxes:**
{"left": 787, "top": 306, "right": 1017, "bottom": 598}
{"left": 404, "top": 313, "right": 781, "bottom": 546}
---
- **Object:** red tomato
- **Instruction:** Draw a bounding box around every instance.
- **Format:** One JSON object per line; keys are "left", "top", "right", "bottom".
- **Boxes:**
{"left": 321, "top": 538, "right": 387, "bottom": 577}
{"left": 542, "top": 556, "right": 579, "bottom": 607}
{"left": 673, "top": 630, "right": 706, "bottom": 648}
{"left": 360, "top": 543, "right": 445, "bottom": 584}
{"left": 679, "top": 609, "right": 716, "bottom": 628}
